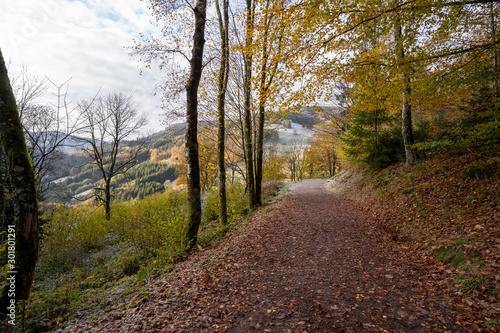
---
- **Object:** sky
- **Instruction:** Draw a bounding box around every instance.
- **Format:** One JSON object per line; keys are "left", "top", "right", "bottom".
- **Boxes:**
{"left": 0, "top": 0, "right": 167, "bottom": 135}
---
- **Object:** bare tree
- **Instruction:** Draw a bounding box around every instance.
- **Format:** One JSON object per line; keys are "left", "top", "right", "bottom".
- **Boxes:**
{"left": 78, "top": 92, "right": 147, "bottom": 220}
{"left": 9, "top": 65, "right": 90, "bottom": 199}
{"left": 21, "top": 102, "right": 67, "bottom": 198}
{"left": 283, "top": 135, "right": 307, "bottom": 182}
{"left": 9, "top": 64, "right": 48, "bottom": 119}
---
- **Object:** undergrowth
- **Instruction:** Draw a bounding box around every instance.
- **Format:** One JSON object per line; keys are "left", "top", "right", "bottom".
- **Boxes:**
{"left": 0, "top": 181, "right": 283, "bottom": 332}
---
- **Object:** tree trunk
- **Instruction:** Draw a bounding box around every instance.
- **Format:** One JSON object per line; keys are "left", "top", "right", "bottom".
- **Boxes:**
{"left": 183, "top": 0, "right": 207, "bottom": 251}
{"left": 327, "top": 153, "right": 332, "bottom": 177}
{"left": 254, "top": 0, "right": 272, "bottom": 208}
{"left": 394, "top": 11, "right": 416, "bottom": 165}
{"left": 255, "top": 0, "right": 284, "bottom": 204}
{"left": 105, "top": 179, "right": 111, "bottom": 220}
{"left": 0, "top": 49, "right": 39, "bottom": 307}
{"left": 243, "top": 0, "right": 256, "bottom": 210}
{"left": 290, "top": 160, "right": 296, "bottom": 182}
{"left": 374, "top": 109, "right": 379, "bottom": 152}
{"left": 490, "top": 3, "right": 499, "bottom": 99}
{"left": 401, "top": 73, "right": 415, "bottom": 165}
{"left": 216, "top": 0, "right": 229, "bottom": 225}
{"left": 0, "top": 146, "right": 14, "bottom": 243}
{"left": 255, "top": 105, "right": 265, "bottom": 206}
{"left": 332, "top": 153, "right": 337, "bottom": 177}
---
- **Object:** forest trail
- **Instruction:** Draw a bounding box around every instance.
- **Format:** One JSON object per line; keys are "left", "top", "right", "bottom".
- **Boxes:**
{"left": 71, "top": 179, "right": 484, "bottom": 332}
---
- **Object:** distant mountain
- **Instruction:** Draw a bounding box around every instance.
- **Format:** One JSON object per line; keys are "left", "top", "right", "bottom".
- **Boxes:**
{"left": 44, "top": 128, "right": 180, "bottom": 203}
{"left": 26, "top": 130, "right": 103, "bottom": 154}
{"left": 42, "top": 108, "right": 324, "bottom": 204}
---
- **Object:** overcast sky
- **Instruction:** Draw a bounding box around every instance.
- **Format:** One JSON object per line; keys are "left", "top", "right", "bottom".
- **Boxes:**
{"left": 0, "top": 0, "right": 167, "bottom": 134}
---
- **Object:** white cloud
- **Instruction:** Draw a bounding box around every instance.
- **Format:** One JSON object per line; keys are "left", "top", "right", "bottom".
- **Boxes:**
{"left": 0, "top": 0, "right": 166, "bottom": 134}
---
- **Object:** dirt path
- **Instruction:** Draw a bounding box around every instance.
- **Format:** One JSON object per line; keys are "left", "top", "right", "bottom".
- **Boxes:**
{"left": 71, "top": 179, "right": 484, "bottom": 332}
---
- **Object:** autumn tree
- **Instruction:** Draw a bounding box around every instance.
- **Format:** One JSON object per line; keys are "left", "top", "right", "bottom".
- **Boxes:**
{"left": 78, "top": 92, "right": 147, "bottom": 220}
{"left": 215, "top": 0, "right": 230, "bottom": 225}
{"left": 242, "top": 0, "right": 257, "bottom": 209}
{"left": 305, "top": 132, "right": 339, "bottom": 178}
{"left": 198, "top": 127, "right": 219, "bottom": 191}
{"left": 391, "top": 1, "right": 415, "bottom": 165}
{"left": 289, "top": 0, "right": 500, "bottom": 167}
{"left": 419, "top": 2, "right": 500, "bottom": 151}
{"left": 282, "top": 135, "right": 308, "bottom": 182}
{"left": 175, "top": 124, "right": 245, "bottom": 192}
{"left": 0, "top": 49, "right": 39, "bottom": 310}
{"left": 254, "top": 0, "right": 288, "bottom": 205}
{"left": 137, "top": 0, "right": 208, "bottom": 250}
{"left": 183, "top": 0, "right": 206, "bottom": 250}
{"left": 262, "top": 143, "right": 285, "bottom": 182}
{"left": 237, "top": 0, "right": 303, "bottom": 206}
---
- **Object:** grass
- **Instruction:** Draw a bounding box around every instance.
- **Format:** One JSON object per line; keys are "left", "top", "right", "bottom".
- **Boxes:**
{"left": 401, "top": 187, "right": 413, "bottom": 194}
{"left": 432, "top": 239, "right": 468, "bottom": 270}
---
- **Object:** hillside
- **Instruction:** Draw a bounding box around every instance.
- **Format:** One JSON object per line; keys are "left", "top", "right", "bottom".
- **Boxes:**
{"left": 62, "top": 177, "right": 497, "bottom": 332}
{"left": 45, "top": 116, "right": 318, "bottom": 204}
{"left": 327, "top": 153, "right": 500, "bottom": 325}
{"left": 2, "top": 1, "right": 498, "bottom": 331}
{"left": 45, "top": 129, "right": 182, "bottom": 203}
{"left": 2, "top": 152, "right": 498, "bottom": 331}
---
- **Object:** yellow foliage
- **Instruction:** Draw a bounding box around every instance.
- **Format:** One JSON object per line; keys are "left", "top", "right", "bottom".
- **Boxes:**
{"left": 41, "top": 206, "right": 107, "bottom": 265}
{"left": 263, "top": 146, "right": 286, "bottom": 182}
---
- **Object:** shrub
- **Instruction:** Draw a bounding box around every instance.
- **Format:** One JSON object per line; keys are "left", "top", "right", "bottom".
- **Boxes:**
{"left": 261, "top": 180, "right": 280, "bottom": 201}
{"left": 202, "top": 189, "right": 220, "bottom": 224}
{"left": 41, "top": 206, "right": 107, "bottom": 268}
{"left": 114, "top": 249, "right": 142, "bottom": 276}
{"left": 227, "top": 182, "right": 248, "bottom": 218}
{"left": 201, "top": 182, "right": 249, "bottom": 224}
{"left": 461, "top": 158, "right": 500, "bottom": 179}
{"left": 107, "top": 190, "right": 186, "bottom": 254}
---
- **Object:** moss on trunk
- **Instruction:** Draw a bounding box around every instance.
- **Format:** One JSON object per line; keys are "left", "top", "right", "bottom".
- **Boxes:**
{"left": 0, "top": 49, "right": 39, "bottom": 309}
{"left": 183, "top": 0, "right": 206, "bottom": 251}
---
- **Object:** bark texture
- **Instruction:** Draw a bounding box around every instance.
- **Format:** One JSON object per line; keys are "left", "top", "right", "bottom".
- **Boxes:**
{"left": 401, "top": 73, "right": 415, "bottom": 165}
{"left": 490, "top": 3, "right": 499, "bottom": 98}
{"left": 255, "top": 21, "right": 269, "bottom": 207}
{"left": 394, "top": 12, "right": 416, "bottom": 166}
{"left": 0, "top": 49, "right": 39, "bottom": 305}
{"left": 215, "top": 0, "right": 230, "bottom": 225}
{"left": 183, "top": 0, "right": 207, "bottom": 250}
{"left": 105, "top": 180, "right": 111, "bottom": 220}
{"left": 243, "top": 0, "right": 256, "bottom": 210}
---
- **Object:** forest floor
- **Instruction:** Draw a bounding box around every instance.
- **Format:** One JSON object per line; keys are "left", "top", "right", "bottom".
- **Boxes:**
{"left": 67, "top": 177, "right": 497, "bottom": 332}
